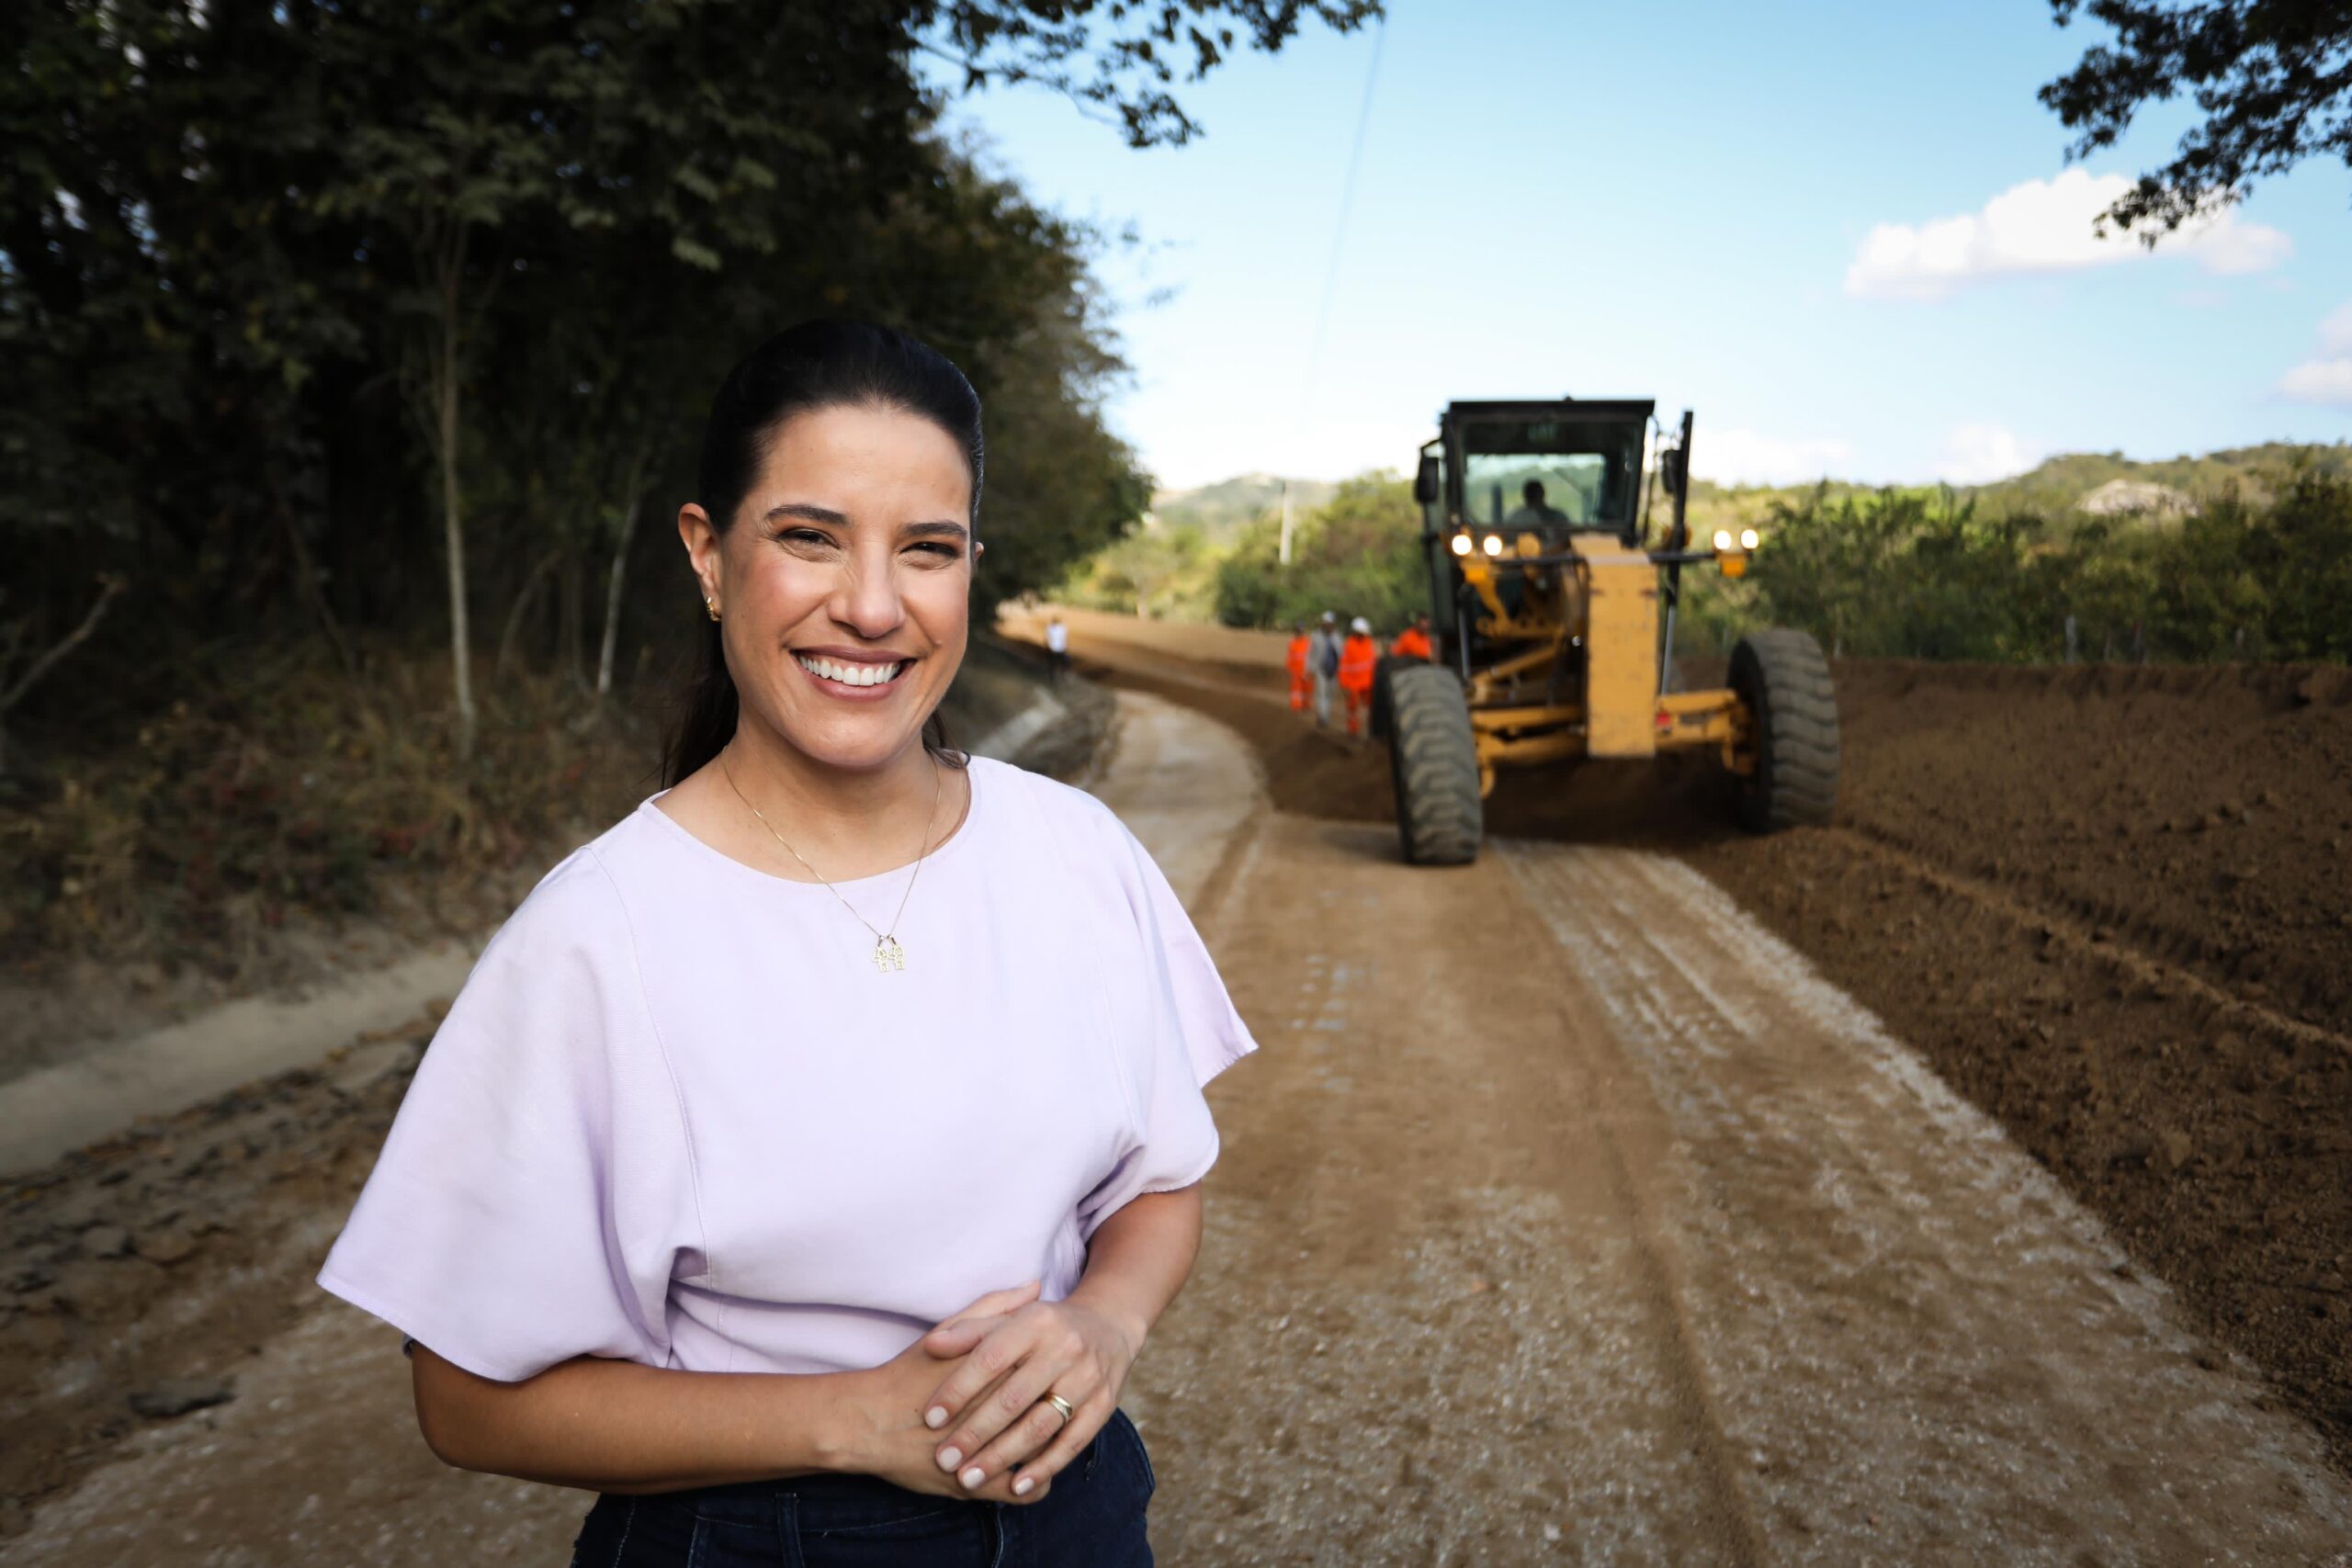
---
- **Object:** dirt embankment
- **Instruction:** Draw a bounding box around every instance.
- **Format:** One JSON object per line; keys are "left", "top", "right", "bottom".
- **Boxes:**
{"left": 1087, "top": 648, "right": 2352, "bottom": 1473}
{"left": 0, "top": 1027, "right": 423, "bottom": 1540}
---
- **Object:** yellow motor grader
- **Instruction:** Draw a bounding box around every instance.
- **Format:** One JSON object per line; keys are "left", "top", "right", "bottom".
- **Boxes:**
{"left": 1380, "top": 399, "right": 1838, "bottom": 864}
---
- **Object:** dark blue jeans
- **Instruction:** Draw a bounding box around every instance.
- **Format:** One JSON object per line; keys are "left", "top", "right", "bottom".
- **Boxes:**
{"left": 566, "top": 1408, "right": 1155, "bottom": 1567}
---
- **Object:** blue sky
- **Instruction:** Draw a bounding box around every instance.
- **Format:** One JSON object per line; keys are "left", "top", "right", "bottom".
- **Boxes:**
{"left": 930, "top": 1, "right": 2351, "bottom": 491}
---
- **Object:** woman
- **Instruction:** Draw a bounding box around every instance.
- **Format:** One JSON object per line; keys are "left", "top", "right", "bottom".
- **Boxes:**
{"left": 317, "top": 321, "right": 1254, "bottom": 1565}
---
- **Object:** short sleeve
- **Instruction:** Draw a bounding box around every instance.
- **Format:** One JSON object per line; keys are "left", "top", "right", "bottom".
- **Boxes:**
{"left": 314, "top": 849, "right": 701, "bottom": 1383}
{"left": 1077, "top": 818, "right": 1257, "bottom": 1239}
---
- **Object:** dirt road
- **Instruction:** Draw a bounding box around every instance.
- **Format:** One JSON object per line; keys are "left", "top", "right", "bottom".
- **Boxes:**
{"left": 1022, "top": 604, "right": 2352, "bottom": 1479}
{"left": 6, "top": 682, "right": 2349, "bottom": 1562}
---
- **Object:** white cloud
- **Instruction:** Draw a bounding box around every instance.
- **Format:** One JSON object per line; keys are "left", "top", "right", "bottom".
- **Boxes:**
{"left": 1937, "top": 423, "right": 2041, "bottom": 485}
{"left": 1845, "top": 169, "right": 2292, "bottom": 300}
{"left": 2189, "top": 218, "right": 2295, "bottom": 276}
{"left": 2278, "top": 302, "right": 2352, "bottom": 407}
{"left": 2280, "top": 361, "right": 2352, "bottom": 403}
{"left": 1690, "top": 428, "right": 1856, "bottom": 487}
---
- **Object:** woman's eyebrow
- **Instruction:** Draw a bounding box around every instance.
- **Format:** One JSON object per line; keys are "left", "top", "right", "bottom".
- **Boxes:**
{"left": 761, "top": 504, "right": 966, "bottom": 544}
{"left": 763, "top": 502, "right": 851, "bottom": 526}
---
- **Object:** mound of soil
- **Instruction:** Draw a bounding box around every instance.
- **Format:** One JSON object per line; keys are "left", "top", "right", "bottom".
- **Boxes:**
{"left": 1092, "top": 650, "right": 2352, "bottom": 1474}
{"left": 1821, "top": 660, "right": 2352, "bottom": 1035}
{"left": 1088, "top": 657, "right": 1732, "bottom": 841}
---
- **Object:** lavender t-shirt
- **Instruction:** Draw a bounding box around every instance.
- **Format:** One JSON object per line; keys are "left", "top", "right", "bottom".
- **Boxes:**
{"left": 315, "top": 758, "right": 1254, "bottom": 1383}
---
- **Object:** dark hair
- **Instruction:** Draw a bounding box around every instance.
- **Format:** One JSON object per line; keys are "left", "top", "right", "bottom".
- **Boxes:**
{"left": 665, "top": 321, "right": 984, "bottom": 786}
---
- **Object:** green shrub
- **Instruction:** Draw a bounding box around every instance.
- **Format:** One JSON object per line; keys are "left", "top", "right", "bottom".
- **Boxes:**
{"left": 1728, "top": 468, "right": 2352, "bottom": 663}
{"left": 1212, "top": 472, "right": 1426, "bottom": 632}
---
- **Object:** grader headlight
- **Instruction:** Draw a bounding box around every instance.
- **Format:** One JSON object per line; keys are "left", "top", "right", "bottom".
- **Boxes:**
{"left": 1740, "top": 527, "right": 1760, "bottom": 550}
{"left": 1711, "top": 528, "right": 1734, "bottom": 552}
{"left": 1450, "top": 533, "right": 1473, "bottom": 558}
{"left": 1481, "top": 534, "right": 1504, "bottom": 558}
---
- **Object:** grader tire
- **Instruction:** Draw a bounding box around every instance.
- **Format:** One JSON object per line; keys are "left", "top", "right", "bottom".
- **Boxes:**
{"left": 1369, "top": 655, "right": 1410, "bottom": 742}
{"left": 1388, "top": 663, "right": 1483, "bottom": 865}
{"left": 1728, "top": 628, "right": 1839, "bottom": 833}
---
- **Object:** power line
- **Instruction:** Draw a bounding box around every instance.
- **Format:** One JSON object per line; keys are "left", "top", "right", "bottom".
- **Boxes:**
{"left": 1281, "top": 11, "right": 1388, "bottom": 566}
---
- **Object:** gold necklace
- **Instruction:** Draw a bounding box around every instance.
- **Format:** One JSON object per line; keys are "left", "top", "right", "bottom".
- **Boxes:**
{"left": 718, "top": 750, "right": 945, "bottom": 974}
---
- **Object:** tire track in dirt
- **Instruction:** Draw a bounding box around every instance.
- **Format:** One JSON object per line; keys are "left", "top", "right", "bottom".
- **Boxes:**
{"left": 1500, "top": 840, "right": 2352, "bottom": 1561}
{"left": 1522, "top": 983, "right": 1776, "bottom": 1568}
{"left": 1830, "top": 822, "right": 2352, "bottom": 1058}
{"left": 1138, "top": 815, "right": 1782, "bottom": 1564}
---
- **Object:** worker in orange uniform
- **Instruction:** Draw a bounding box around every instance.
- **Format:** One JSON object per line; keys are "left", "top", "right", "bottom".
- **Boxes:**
{"left": 1338, "top": 615, "right": 1380, "bottom": 738}
{"left": 1284, "top": 622, "right": 1312, "bottom": 712}
{"left": 1389, "top": 613, "right": 1434, "bottom": 662}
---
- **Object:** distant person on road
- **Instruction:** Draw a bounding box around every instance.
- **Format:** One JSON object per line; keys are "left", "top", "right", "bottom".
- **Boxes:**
{"left": 1339, "top": 615, "right": 1379, "bottom": 738}
{"left": 1389, "top": 613, "right": 1433, "bottom": 663}
{"left": 316, "top": 321, "right": 1252, "bottom": 1567}
{"left": 1506, "top": 479, "right": 1571, "bottom": 528}
{"left": 1045, "top": 612, "right": 1070, "bottom": 683}
{"left": 1285, "top": 621, "right": 1312, "bottom": 712}
{"left": 1308, "top": 610, "right": 1342, "bottom": 728}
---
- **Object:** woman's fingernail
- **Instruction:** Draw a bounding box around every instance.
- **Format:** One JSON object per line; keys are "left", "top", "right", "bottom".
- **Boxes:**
{"left": 936, "top": 1447, "right": 962, "bottom": 1472}
{"left": 925, "top": 1406, "right": 948, "bottom": 1429}
{"left": 1013, "top": 1476, "right": 1035, "bottom": 1496}
{"left": 959, "top": 1465, "right": 986, "bottom": 1491}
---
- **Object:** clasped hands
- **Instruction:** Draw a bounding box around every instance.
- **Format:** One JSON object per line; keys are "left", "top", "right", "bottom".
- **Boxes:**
{"left": 845, "top": 1280, "right": 1141, "bottom": 1506}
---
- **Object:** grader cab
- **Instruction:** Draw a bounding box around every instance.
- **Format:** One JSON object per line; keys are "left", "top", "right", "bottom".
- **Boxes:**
{"left": 1381, "top": 399, "right": 1838, "bottom": 864}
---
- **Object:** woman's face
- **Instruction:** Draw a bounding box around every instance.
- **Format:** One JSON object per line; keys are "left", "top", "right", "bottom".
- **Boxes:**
{"left": 684, "top": 402, "right": 974, "bottom": 775}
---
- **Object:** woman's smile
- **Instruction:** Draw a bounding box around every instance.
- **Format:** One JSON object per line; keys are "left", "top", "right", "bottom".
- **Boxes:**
{"left": 792, "top": 645, "right": 916, "bottom": 700}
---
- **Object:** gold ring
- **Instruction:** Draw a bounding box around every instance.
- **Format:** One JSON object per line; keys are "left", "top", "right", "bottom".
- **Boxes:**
{"left": 1043, "top": 1393, "right": 1076, "bottom": 1426}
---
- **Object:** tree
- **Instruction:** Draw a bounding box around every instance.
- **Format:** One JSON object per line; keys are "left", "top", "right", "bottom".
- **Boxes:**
{"left": 917, "top": 0, "right": 1384, "bottom": 146}
{"left": 0, "top": 0, "right": 366, "bottom": 649}
{"left": 309, "top": 0, "right": 935, "bottom": 756}
{"left": 2041, "top": 0, "right": 2352, "bottom": 235}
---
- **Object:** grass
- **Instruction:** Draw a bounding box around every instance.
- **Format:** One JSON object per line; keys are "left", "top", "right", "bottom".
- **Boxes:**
{"left": 1, "top": 639, "right": 660, "bottom": 983}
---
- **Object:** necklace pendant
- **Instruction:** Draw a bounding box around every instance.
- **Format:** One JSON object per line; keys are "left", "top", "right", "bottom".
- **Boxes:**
{"left": 873, "top": 936, "right": 907, "bottom": 974}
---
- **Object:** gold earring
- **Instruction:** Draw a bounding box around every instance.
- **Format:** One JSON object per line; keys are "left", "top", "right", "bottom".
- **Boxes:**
{"left": 705, "top": 597, "right": 721, "bottom": 622}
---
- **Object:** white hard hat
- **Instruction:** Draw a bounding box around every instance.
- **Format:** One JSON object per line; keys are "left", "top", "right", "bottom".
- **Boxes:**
{"left": 1321, "top": 610, "right": 1337, "bottom": 623}
{"left": 1351, "top": 616, "right": 1372, "bottom": 634}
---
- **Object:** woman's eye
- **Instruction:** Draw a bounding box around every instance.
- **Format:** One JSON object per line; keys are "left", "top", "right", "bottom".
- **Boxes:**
{"left": 910, "top": 542, "right": 962, "bottom": 559}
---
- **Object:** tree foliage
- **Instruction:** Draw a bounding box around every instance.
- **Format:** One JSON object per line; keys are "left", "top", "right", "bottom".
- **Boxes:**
{"left": 919, "top": 0, "right": 1383, "bottom": 145}
{"left": 1685, "top": 468, "right": 2352, "bottom": 664}
{"left": 0, "top": 0, "right": 1365, "bottom": 771}
{"left": 2041, "top": 0, "right": 2352, "bottom": 234}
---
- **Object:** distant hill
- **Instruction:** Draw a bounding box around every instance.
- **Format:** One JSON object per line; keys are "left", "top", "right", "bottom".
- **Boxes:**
{"left": 1158, "top": 444, "right": 2352, "bottom": 547}
{"left": 1965, "top": 443, "right": 2351, "bottom": 516}
{"left": 1150, "top": 473, "right": 1338, "bottom": 543}
{"left": 1682, "top": 441, "right": 2352, "bottom": 534}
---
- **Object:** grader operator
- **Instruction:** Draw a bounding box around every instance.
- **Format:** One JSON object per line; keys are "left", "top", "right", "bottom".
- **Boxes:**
{"left": 1380, "top": 400, "right": 1838, "bottom": 865}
